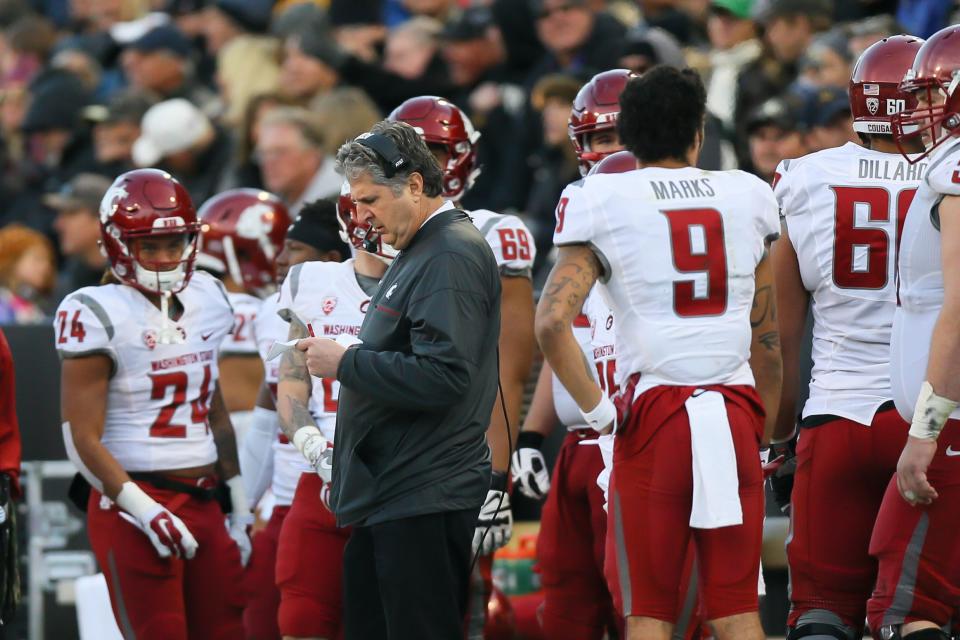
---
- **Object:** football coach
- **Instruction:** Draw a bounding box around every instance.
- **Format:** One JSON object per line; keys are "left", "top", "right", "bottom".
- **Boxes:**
{"left": 294, "top": 120, "right": 502, "bottom": 639}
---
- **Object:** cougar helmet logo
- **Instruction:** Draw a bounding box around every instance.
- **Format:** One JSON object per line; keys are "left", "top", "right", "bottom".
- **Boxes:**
{"left": 867, "top": 98, "right": 880, "bottom": 115}
{"left": 196, "top": 189, "right": 291, "bottom": 295}
{"left": 100, "top": 184, "right": 129, "bottom": 223}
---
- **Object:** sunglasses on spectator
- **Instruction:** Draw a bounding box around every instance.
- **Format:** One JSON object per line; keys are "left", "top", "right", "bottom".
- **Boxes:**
{"left": 537, "top": 1, "right": 584, "bottom": 20}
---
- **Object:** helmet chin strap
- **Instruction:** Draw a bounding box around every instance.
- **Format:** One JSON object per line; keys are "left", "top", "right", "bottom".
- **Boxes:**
{"left": 157, "top": 291, "right": 183, "bottom": 345}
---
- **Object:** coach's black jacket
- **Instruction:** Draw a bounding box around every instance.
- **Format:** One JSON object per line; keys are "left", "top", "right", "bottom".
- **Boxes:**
{"left": 331, "top": 207, "right": 501, "bottom": 527}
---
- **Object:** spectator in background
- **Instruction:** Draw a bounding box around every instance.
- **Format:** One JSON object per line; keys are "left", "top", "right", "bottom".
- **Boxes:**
{"left": 402, "top": 0, "right": 457, "bottom": 21}
{"left": 311, "top": 87, "right": 382, "bottom": 154}
{"left": 734, "top": 0, "right": 831, "bottom": 167}
{"left": 202, "top": 0, "right": 275, "bottom": 55}
{"left": 0, "top": 224, "right": 55, "bottom": 324}
{"left": 132, "top": 98, "right": 232, "bottom": 205}
{"left": 278, "top": 31, "right": 340, "bottom": 104}
{"left": 121, "top": 24, "right": 220, "bottom": 115}
{"left": 439, "top": 8, "right": 529, "bottom": 212}
{"left": 329, "top": 0, "right": 388, "bottom": 63}
{"left": 382, "top": 17, "right": 444, "bottom": 83}
{"left": 524, "top": 73, "right": 581, "bottom": 270}
{"left": 255, "top": 107, "right": 341, "bottom": 214}
{"left": 229, "top": 91, "right": 297, "bottom": 190}
{"left": 848, "top": 14, "right": 899, "bottom": 58}
{"left": 44, "top": 173, "right": 110, "bottom": 302}
{"left": 796, "top": 85, "right": 857, "bottom": 152}
{"left": 799, "top": 29, "right": 853, "bottom": 89}
{"left": 745, "top": 95, "right": 808, "bottom": 182}
{"left": 215, "top": 32, "right": 280, "bottom": 128}
{"left": 2, "top": 14, "right": 55, "bottom": 88}
{"left": 705, "top": 0, "right": 761, "bottom": 137}
{"left": 526, "top": 0, "right": 627, "bottom": 86}
{"left": 85, "top": 89, "right": 153, "bottom": 176}
{"left": 618, "top": 25, "right": 686, "bottom": 74}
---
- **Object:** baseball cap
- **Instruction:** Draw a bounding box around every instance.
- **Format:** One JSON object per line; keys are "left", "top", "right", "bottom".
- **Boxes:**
{"left": 127, "top": 25, "right": 193, "bottom": 58}
{"left": 758, "top": 0, "right": 832, "bottom": 23}
{"left": 20, "top": 69, "right": 90, "bottom": 133}
{"left": 746, "top": 96, "right": 801, "bottom": 134}
{"left": 132, "top": 98, "right": 213, "bottom": 166}
{"left": 440, "top": 7, "right": 495, "bottom": 41}
{"left": 213, "top": 0, "right": 274, "bottom": 34}
{"left": 795, "top": 85, "right": 850, "bottom": 128}
{"left": 710, "top": 0, "right": 755, "bottom": 19}
{"left": 43, "top": 173, "right": 112, "bottom": 212}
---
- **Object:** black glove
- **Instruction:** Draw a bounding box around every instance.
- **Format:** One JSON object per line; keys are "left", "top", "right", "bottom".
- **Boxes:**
{"left": 766, "top": 430, "right": 798, "bottom": 515}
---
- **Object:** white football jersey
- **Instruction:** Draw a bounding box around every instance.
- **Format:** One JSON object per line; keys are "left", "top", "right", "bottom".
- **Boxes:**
{"left": 891, "top": 137, "right": 960, "bottom": 421}
{"left": 554, "top": 167, "right": 779, "bottom": 396}
{"left": 54, "top": 272, "right": 234, "bottom": 471}
{"left": 775, "top": 142, "right": 924, "bottom": 425}
{"left": 584, "top": 287, "right": 618, "bottom": 399}
{"left": 551, "top": 313, "right": 595, "bottom": 428}
{"left": 277, "top": 259, "right": 371, "bottom": 442}
{"left": 469, "top": 209, "right": 536, "bottom": 279}
{"left": 253, "top": 292, "right": 305, "bottom": 507}
{"left": 222, "top": 291, "right": 261, "bottom": 356}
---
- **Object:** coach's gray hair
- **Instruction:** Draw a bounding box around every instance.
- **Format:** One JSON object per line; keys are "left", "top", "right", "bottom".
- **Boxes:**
{"left": 335, "top": 120, "right": 444, "bottom": 197}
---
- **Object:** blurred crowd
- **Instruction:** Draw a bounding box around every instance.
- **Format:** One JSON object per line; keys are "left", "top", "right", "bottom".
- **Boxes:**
{"left": 0, "top": 0, "right": 957, "bottom": 323}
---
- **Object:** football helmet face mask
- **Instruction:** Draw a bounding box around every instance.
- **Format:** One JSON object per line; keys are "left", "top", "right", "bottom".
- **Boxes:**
{"left": 336, "top": 181, "right": 397, "bottom": 263}
{"left": 892, "top": 25, "right": 960, "bottom": 163}
{"left": 196, "top": 188, "right": 291, "bottom": 296}
{"left": 99, "top": 169, "right": 200, "bottom": 295}
{"left": 569, "top": 69, "right": 637, "bottom": 176}
{"left": 849, "top": 35, "right": 925, "bottom": 136}
{"left": 388, "top": 96, "right": 481, "bottom": 201}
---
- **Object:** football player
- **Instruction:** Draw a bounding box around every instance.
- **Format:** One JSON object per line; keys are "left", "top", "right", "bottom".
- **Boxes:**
{"left": 511, "top": 70, "right": 637, "bottom": 640}
{"left": 239, "top": 200, "right": 350, "bottom": 640}
{"left": 388, "top": 96, "right": 537, "bottom": 636}
{"left": 58, "top": 169, "right": 252, "bottom": 639}
{"left": 536, "top": 67, "right": 781, "bottom": 640}
{"left": 273, "top": 190, "right": 394, "bottom": 640}
{"left": 865, "top": 25, "right": 960, "bottom": 640}
{"left": 196, "top": 189, "right": 290, "bottom": 444}
{"left": 770, "top": 35, "right": 925, "bottom": 640}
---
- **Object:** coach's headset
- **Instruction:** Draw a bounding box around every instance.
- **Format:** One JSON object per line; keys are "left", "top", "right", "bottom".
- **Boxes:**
{"left": 356, "top": 131, "right": 512, "bottom": 569}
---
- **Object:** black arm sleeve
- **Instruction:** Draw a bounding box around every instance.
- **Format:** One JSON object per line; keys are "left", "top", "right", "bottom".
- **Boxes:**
{"left": 337, "top": 252, "right": 496, "bottom": 410}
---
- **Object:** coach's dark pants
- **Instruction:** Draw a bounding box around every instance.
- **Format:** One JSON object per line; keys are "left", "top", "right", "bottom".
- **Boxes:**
{"left": 343, "top": 508, "right": 477, "bottom": 639}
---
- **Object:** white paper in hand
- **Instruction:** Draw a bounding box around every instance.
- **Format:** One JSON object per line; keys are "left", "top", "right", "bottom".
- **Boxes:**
{"left": 266, "top": 334, "right": 362, "bottom": 361}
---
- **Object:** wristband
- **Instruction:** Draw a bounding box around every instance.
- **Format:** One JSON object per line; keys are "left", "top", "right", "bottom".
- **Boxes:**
{"left": 909, "top": 381, "right": 958, "bottom": 440}
{"left": 490, "top": 470, "right": 508, "bottom": 492}
{"left": 516, "top": 431, "right": 545, "bottom": 450}
{"left": 580, "top": 395, "right": 616, "bottom": 433}
{"left": 225, "top": 475, "right": 250, "bottom": 515}
{"left": 116, "top": 481, "right": 157, "bottom": 519}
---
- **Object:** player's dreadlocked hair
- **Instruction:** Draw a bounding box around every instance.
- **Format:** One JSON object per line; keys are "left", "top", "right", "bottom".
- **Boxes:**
{"left": 617, "top": 66, "right": 706, "bottom": 164}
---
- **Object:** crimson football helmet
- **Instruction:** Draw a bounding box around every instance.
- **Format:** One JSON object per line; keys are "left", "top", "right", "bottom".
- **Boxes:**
{"left": 99, "top": 168, "right": 200, "bottom": 295}
{"left": 850, "top": 35, "right": 925, "bottom": 136}
{"left": 569, "top": 69, "right": 637, "bottom": 176}
{"left": 336, "top": 181, "right": 397, "bottom": 263}
{"left": 893, "top": 24, "right": 960, "bottom": 163}
{"left": 388, "top": 96, "right": 481, "bottom": 201}
{"left": 588, "top": 150, "right": 639, "bottom": 175}
{"left": 196, "top": 188, "right": 291, "bottom": 296}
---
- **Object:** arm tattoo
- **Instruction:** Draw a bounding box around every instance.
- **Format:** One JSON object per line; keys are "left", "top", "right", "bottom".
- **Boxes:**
{"left": 540, "top": 247, "right": 601, "bottom": 328}
{"left": 758, "top": 331, "right": 780, "bottom": 351}
{"left": 277, "top": 312, "right": 317, "bottom": 441}
{"left": 751, "top": 285, "right": 776, "bottom": 328}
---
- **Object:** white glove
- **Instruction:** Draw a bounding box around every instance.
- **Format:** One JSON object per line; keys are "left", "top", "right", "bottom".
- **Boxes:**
{"left": 292, "top": 426, "right": 333, "bottom": 483}
{"left": 116, "top": 481, "right": 198, "bottom": 560}
{"left": 473, "top": 473, "right": 512, "bottom": 555}
{"left": 510, "top": 432, "right": 550, "bottom": 500}
{"left": 226, "top": 476, "right": 253, "bottom": 567}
